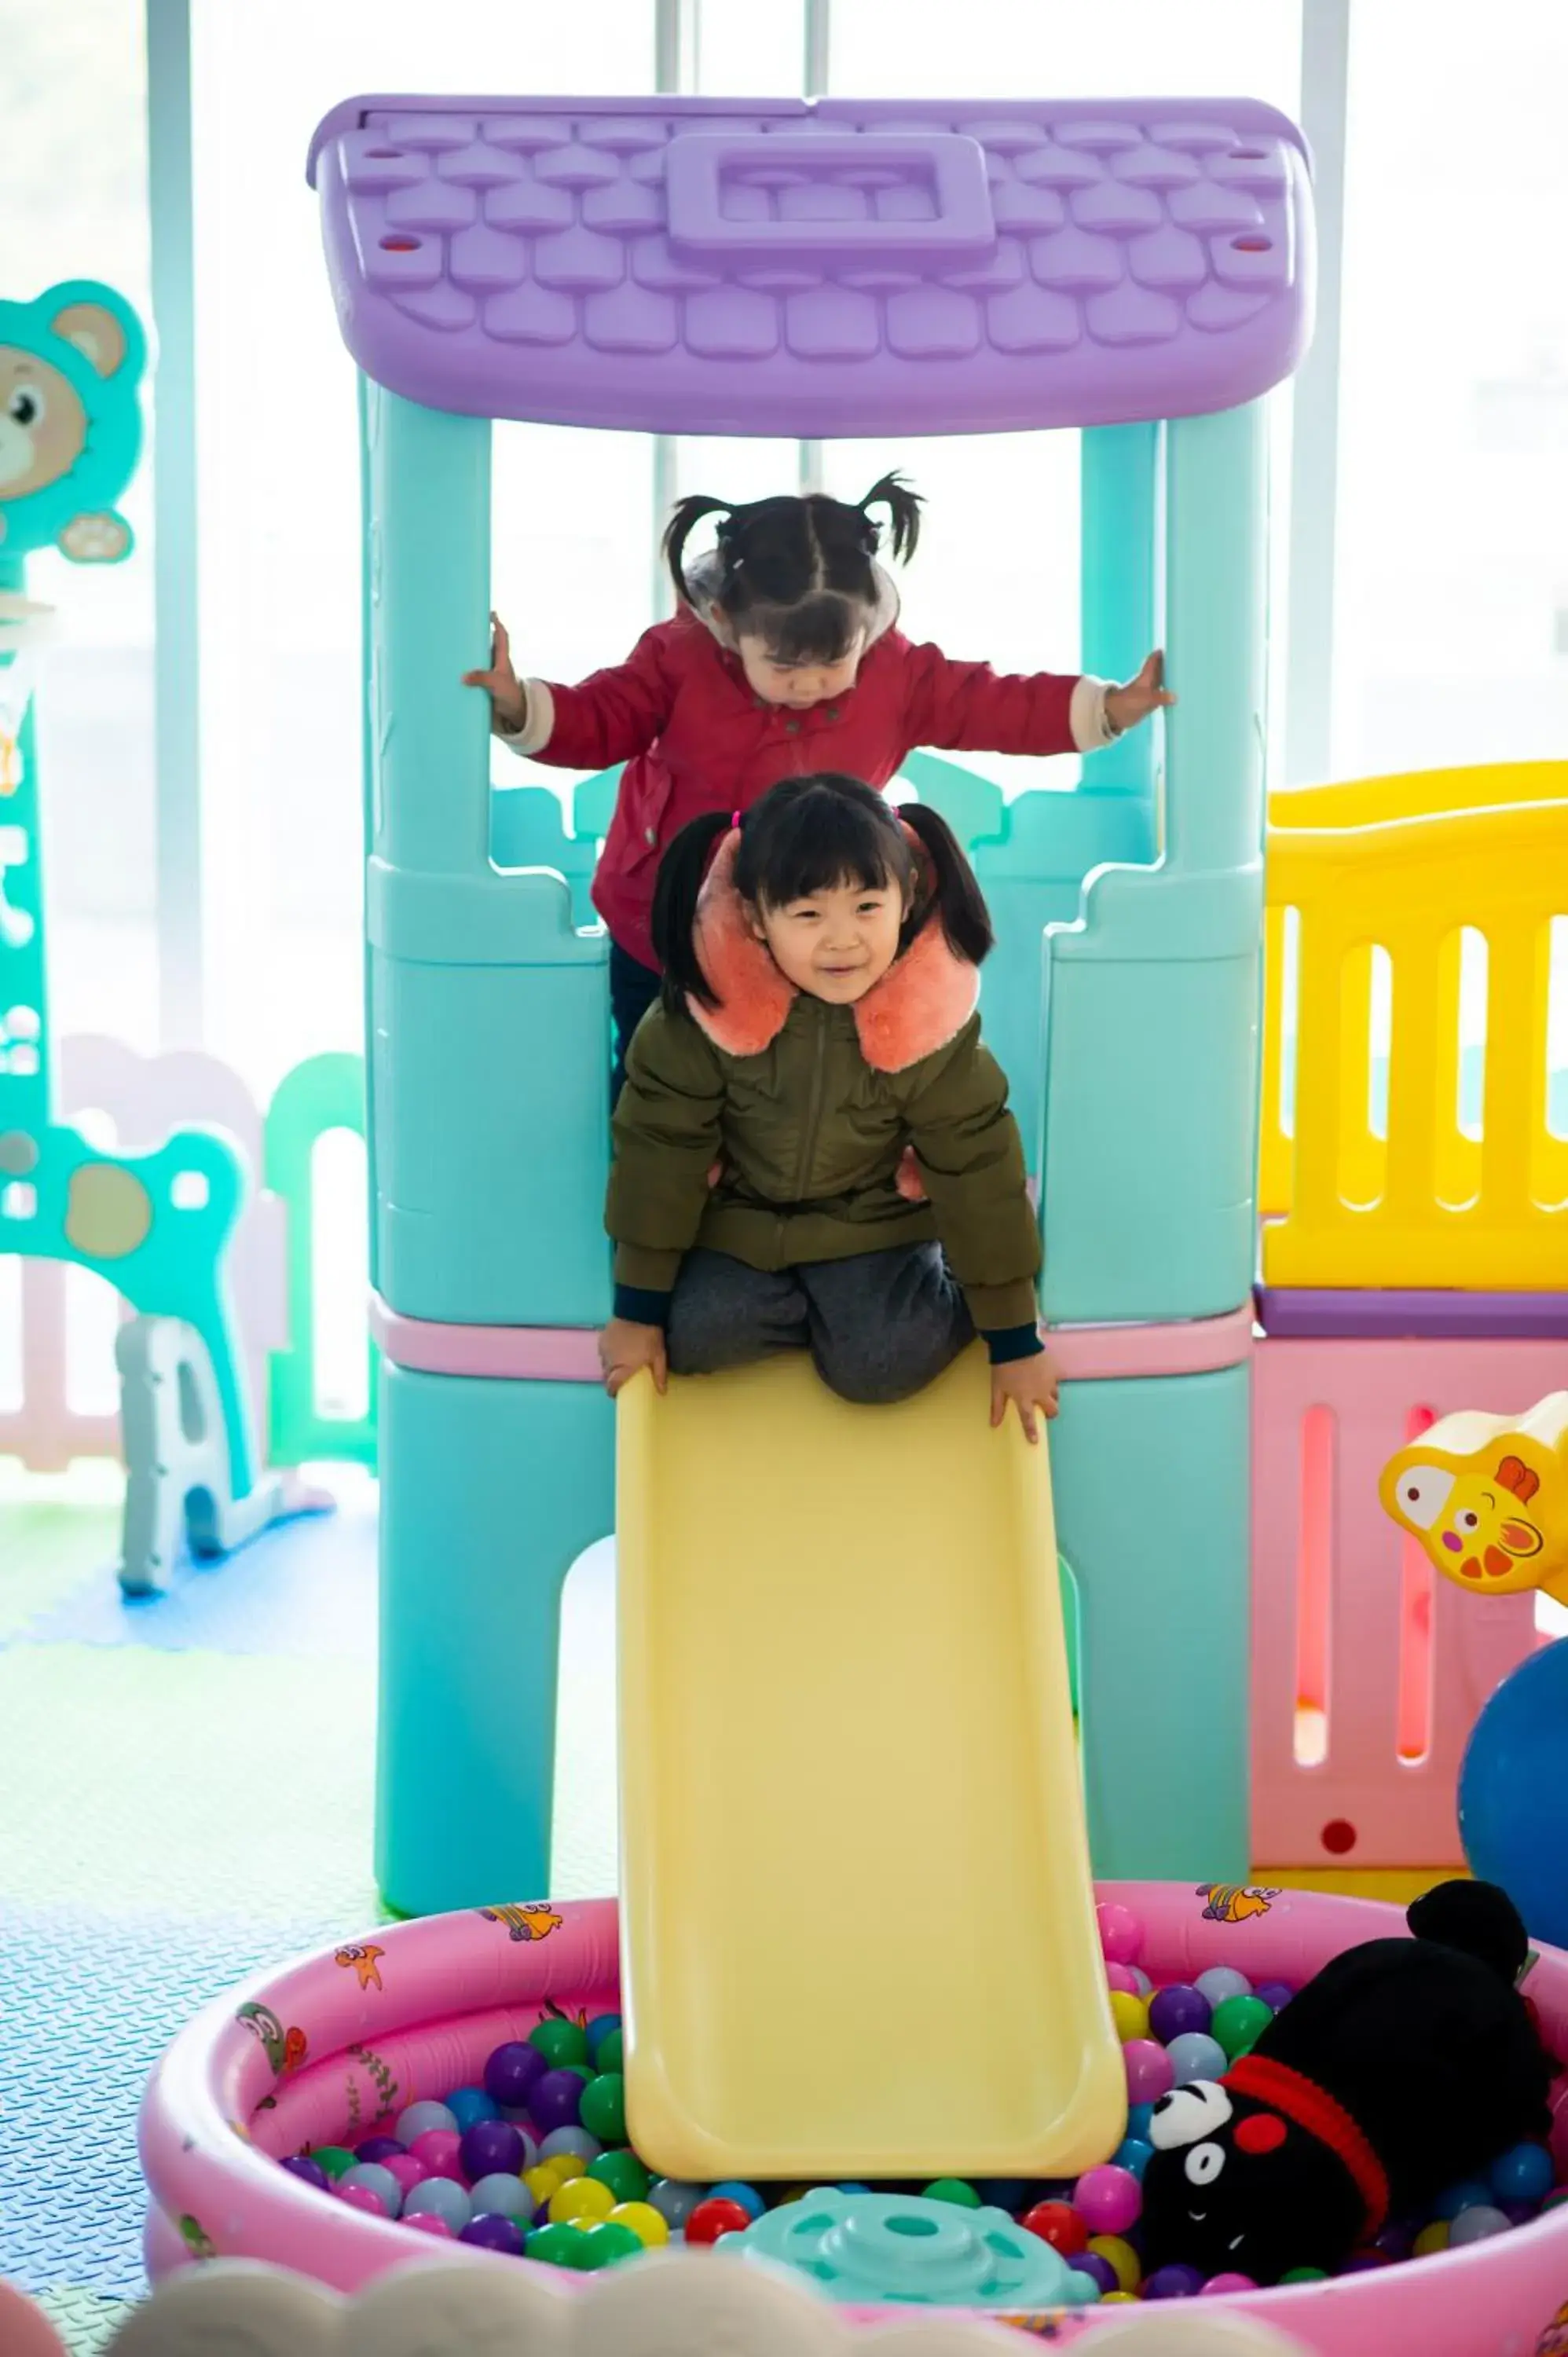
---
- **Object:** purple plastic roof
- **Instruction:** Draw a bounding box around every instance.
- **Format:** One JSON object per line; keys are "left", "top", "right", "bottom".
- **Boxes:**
{"left": 309, "top": 95, "right": 1313, "bottom": 437}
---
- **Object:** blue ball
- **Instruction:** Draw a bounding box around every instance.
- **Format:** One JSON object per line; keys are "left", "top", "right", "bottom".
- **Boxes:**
{"left": 1449, "top": 2205, "right": 1512, "bottom": 2245}
{"left": 447, "top": 2085, "right": 500, "bottom": 2132}
{"left": 396, "top": 2099, "right": 458, "bottom": 2143}
{"left": 711, "top": 2179, "right": 765, "bottom": 2220}
{"left": 1127, "top": 2102, "right": 1155, "bottom": 2141}
{"left": 339, "top": 2161, "right": 403, "bottom": 2217}
{"left": 649, "top": 2179, "right": 704, "bottom": 2229}
{"left": 403, "top": 2176, "right": 473, "bottom": 2231}
{"left": 1113, "top": 2137, "right": 1154, "bottom": 2180}
{"left": 1193, "top": 1967, "right": 1253, "bottom": 2008}
{"left": 1460, "top": 1637, "right": 1568, "bottom": 1948}
{"left": 1434, "top": 2179, "right": 1495, "bottom": 2222}
{"left": 1166, "top": 2031, "right": 1229, "bottom": 2086}
{"left": 470, "top": 2172, "right": 537, "bottom": 2223}
{"left": 586, "top": 2012, "right": 622, "bottom": 2062}
{"left": 1490, "top": 2143, "right": 1555, "bottom": 2207}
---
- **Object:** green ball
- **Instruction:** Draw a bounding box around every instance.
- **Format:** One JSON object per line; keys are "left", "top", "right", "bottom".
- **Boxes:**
{"left": 526, "top": 2221, "right": 590, "bottom": 2270}
{"left": 1211, "top": 1993, "right": 1276, "bottom": 2061}
{"left": 580, "top": 2071, "right": 627, "bottom": 2145}
{"left": 566, "top": 2063, "right": 595, "bottom": 2086}
{"left": 923, "top": 2178, "right": 981, "bottom": 2208}
{"left": 530, "top": 2018, "right": 590, "bottom": 2069}
{"left": 595, "top": 2027, "right": 625, "bottom": 2073}
{"left": 578, "top": 2220, "right": 644, "bottom": 2270}
{"left": 311, "top": 2146, "right": 356, "bottom": 2180}
{"left": 1281, "top": 2267, "right": 1326, "bottom": 2284}
{"left": 589, "top": 2150, "right": 650, "bottom": 2205}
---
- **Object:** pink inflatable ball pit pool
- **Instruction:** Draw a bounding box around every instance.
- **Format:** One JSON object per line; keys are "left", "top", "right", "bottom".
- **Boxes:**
{"left": 139, "top": 1886, "right": 1568, "bottom": 2357}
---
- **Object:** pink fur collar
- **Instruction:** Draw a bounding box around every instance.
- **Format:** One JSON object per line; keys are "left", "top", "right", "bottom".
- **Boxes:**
{"left": 688, "top": 829, "right": 980, "bottom": 1071}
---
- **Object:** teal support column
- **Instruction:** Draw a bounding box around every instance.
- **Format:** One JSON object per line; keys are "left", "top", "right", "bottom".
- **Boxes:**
{"left": 0, "top": 552, "right": 49, "bottom": 1137}
{"left": 1079, "top": 421, "right": 1162, "bottom": 808}
{"left": 1163, "top": 401, "right": 1269, "bottom": 878}
{"left": 358, "top": 373, "right": 380, "bottom": 1296}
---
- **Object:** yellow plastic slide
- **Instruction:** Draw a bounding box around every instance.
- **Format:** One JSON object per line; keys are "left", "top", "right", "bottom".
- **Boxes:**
{"left": 616, "top": 1345, "right": 1126, "bottom": 2184}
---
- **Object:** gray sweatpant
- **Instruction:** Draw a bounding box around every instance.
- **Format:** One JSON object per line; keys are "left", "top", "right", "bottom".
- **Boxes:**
{"left": 666, "top": 1244, "right": 974, "bottom": 1406}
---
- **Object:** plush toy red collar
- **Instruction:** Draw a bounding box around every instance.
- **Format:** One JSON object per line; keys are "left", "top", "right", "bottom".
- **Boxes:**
{"left": 688, "top": 827, "right": 980, "bottom": 1072}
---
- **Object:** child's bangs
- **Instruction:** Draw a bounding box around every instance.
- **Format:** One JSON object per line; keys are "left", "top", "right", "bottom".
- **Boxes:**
{"left": 757, "top": 592, "right": 863, "bottom": 667}
{"left": 756, "top": 794, "right": 910, "bottom": 909}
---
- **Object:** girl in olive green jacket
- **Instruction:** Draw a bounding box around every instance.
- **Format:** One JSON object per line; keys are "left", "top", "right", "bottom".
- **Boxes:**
{"left": 599, "top": 774, "right": 1061, "bottom": 1439}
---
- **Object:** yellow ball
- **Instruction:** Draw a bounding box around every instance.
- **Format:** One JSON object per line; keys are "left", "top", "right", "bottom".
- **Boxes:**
{"left": 1108, "top": 1991, "right": 1151, "bottom": 2043}
{"left": 551, "top": 2151, "right": 588, "bottom": 2183}
{"left": 550, "top": 2176, "right": 616, "bottom": 2226}
{"left": 1088, "top": 2234, "right": 1141, "bottom": 2293}
{"left": 1413, "top": 2222, "right": 1450, "bottom": 2257}
{"left": 609, "top": 2201, "right": 669, "bottom": 2248}
{"left": 523, "top": 2163, "right": 566, "bottom": 2205}
{"left": 1102, "top": 2293, "right": 1137, "bottom": 2304}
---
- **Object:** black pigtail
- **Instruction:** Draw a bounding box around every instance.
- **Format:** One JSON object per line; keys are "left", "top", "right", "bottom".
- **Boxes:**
{"left": 662, "top": 494, "right": 734, "bottom": 610}
{"left": 650, "top": 811, "right": 734, "bottom": 1011}
{"left": 859, "top": 471, "right": 923, "bottom": 564}
{"left": 900, "top": 802, "right": 994, "bottom": 966}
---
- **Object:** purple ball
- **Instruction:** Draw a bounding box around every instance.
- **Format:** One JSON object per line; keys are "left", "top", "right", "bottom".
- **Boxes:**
{"left": 355, "top": 2136, "right": 405, "bottom": 2165}
{"left": 485, "top": 2040, "right": 547, "bottom": 2109}
{"left": 1148, "top": 1984, "right": 1211, "bottom": 2045}
{"left": 460, "top": 2117, "right": 526, "bottom": 2182}
{"left": 461, "top": 2212, "right": 527, "bottom": 2256}
{"left": 1372, "top": 2222, "right": 1414, "bottom": 2261}
{"left": 1145, "top": 2264, "right": 1206, "bottom": 2300}
{"left": 1068, "top": 2252, "right": 1119, "bottom": 2297}
{"left": 1255, "top": 1982, "right": 1295, "bottom": 2014}
{"left": 529, "top": 2067, "right": 585, "bottom": 2135}
{"left": 282, "top": 2154, "right": 328, "bottom": 2190}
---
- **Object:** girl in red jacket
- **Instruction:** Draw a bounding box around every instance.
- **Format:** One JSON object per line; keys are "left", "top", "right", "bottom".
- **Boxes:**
{"left": 464, "top": 474, "right": 1171, "bottom": 1094}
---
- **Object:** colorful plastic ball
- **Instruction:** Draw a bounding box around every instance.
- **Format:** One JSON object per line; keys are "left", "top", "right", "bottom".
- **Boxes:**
{"left": 686, "top": 2197, "right": 753, "bottom": 2244}
{"left": 1068, "top": 2252, "right": 1117, "bottom": 2297}
{"left": 586, "top": 2011, "right": 622, "bottom": 2051}
{"left": 1372, "top": 2222, "right": 1414, "bottom": 2261}
{"left": 1097, "top": 1903, "right": 1144, "bottom": 1967}
{"left": 470, "top": 2173, "right": 535, "bottom": 2224}
{"left": 923, "top": 2179, "right": 981, "bottom": 2208}
{"left": 1108, "top": 1991, "right": 1151, "bottom": 2044}
{"left": 281, "top": 2155, "right": 329, "bottom": 2190}
{"left": 1148, "top": 1985, "right": 1211, "bottom": 2045}
{"left": 1255, "top": 1982, "right": 1295, "bottom": 2014}
{"left": 1087, "top": 2234, "right": 1141, "bottom": 2294}
{"left": 311, "top": 2146, "right": 357, "bottom": 2181}
{"left": 383, "top": 2153, "right": 431, "bottom": 2198}
{"left": 711, "top": 2180, "right": 766, "bottom": 2220}
{"left": 1020, "top": 2201, "right": 1088, "bottom": 2255}
{"left": 610, "top": 2201, "right": 670, "bottom": 2248}
{"left": 1341, "top": 2253, "right": 1390, "bottom": 2274}
{"left": 1112, "top": 2138, "right": 1153, "bottom": 2181}
{"left": 550, "top": 2152, "right": 587, "bottom": 2183}
{"left": 1074, "top": 2166, "right": 1141, "bottom": 2237}
{"left": 530, "top": 2017, "right": 591, "bottom": 2070}
{"left": 649, "top": 2178, "right": 705, "bottom": 2230}
{"left": 1127, "top": 2102, "right": 1155, "bottom": 2140}
{"left": 1123, "top": 2040, "right": 1175, "bottom": 2104}
{"left": 523, "top": 2163, "right": 566, "bottom": 2206}
{"left": 396, "top": 2102, "right": 458, "bottom": 2144}
{"left": 1491, "top": 2143, "right": 1555, "bottom": 2205}
{"left": 595, "top": 2028, "right": 625, "bottom": 2073}
{"left": 1166, "top": 2032, "right": 1229, "bottom": 2087}
{"left": 526, "top": 2221, "right": 590, "bottom": 2269}
{"left": 446, "top": 2087, "right": 500, "bottom": 2132}
{"left": 1280, "top": 2267, "right": 1327, "bottom": 2282}
{"left": 402, "top": 2177, "right": 472, "bottom": 2232}
{"left": 401, "top": 2212, "right": 454, "bottom": 2239}
{"left": 550, "top": 2176, "right": 617, "bottom": 2226}
{"left": 1434, "top": 2179, "right": 1494, "bottom": 2222}
{"left": 1450, "top": 2205, "right": 1512, "bottom": 2245}
{"left": 1194, "top": 1968, "right": 1253, "bottom": 2008}
{"left": 338, "top": 2182, "right": 390, "bottom": 2217}
{"left": 566, "top": 2063, "right": 595, "bottom": 2086}
{"left": 1412, "top": 2223, "right": 1450, "bottom": 2257}
{"left": 1130, "top": 1968, "right": 1153, "bottom": 1996}
{"left": 354, "top": 2136, "right": 405, "bottom": 2165}
{"left": 580, "top": 2073, "right": 627, "bottom": 2146}
{"left": 485, "top": 2042, "right": 547, "bottom": 2109}
{"left": 530, "top": 2069, "right": 586, "bottom": 2135}
{"left": 590, "top": 2151, "right": 651, "bottom": 2206}
{"left": 1145, "top": 2264, "right": 1206, "bottom": 2299}
{"left": 1203, "top": 2274, "right": 1258, "bottom": 2294}
{"left": 408, "top": 2128, "right": 463, "bottom": 2179}
{"left": 463, "top": 2212, "right": 527, "bottom": 2255}
{"left": 1105, "top": 1963, "right": 1141, "bottom": 1997}
{"left": 540, "top": 2125, "right": 601, "bottom": 2164}
{"left": 340, "top": 2162, "right": 404, "bottom": 2218}
{"left": 460, "top": 2118, "right": 526, "bottom": 2182}
{"left": 1210, "top": 1994, "right": 1275, "bottom": 2061}
{"left": 1503, "top": 2200, "right": 1541, "bottom": 2228}
{"left": 579, "top": 2220, "right": 646, "bottom": 2270}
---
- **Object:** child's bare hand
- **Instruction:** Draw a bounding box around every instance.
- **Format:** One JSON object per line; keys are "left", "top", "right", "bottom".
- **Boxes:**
{"left": 1105, "top": 650, "right": 1175, "bottom": 735}
{"left": 990, "top": 1348, "right": 1061, "bottom": 1444}
{"left": 599, "top": 1318, "right": 669, "bottom": 1400}
{"left": 462, "top": 611, "right": 527, "bottom": 729}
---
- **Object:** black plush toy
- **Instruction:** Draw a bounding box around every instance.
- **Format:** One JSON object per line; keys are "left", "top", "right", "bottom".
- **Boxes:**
{"left": 1141, "top": 1881, "right": 1553, "bottom": 2285}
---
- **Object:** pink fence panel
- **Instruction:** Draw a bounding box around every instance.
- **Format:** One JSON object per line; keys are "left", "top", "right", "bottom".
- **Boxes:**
{"left": 1252, "top": 1334, "right": 1560, "bottom": 1868}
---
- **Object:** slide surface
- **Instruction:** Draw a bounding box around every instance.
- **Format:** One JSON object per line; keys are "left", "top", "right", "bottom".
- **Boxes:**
{"left": 617, "top": 1346, "right": 1125, "bottom": 2183}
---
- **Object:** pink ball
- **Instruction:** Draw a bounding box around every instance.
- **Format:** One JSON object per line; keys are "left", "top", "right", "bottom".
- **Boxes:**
{"left": 402, "top": 2211, "right": 454, "bottom": 2238}
{"left": 1097, "top": 1903, "right": 1144, "bottom": 1967}
{"left": 1074, "top": 2165, "right": 1142, "bottom": 2237}
{"left": 338, "top": 2182, "right": 389, "bottom": 2216}
{"left": 1123, "top": 2038, "right": 1175, "bottom": 2104}
{"left": 383, "top": 2153, "right": 430, "bottom": 2196}
{"left": 408, "top": 2129, "right": 464, "bottom": 2179}
{"left": 1105, "top": 1963, "right": 1140, "bottom": 1996}
{"left": 1204, "top": 2275, "right": 1258, "bottom": 2295}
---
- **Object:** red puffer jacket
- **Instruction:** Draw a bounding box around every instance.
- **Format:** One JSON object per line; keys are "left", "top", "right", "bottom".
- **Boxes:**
{"left": 499, "top": 592, "right": 1106, "bottom": 970}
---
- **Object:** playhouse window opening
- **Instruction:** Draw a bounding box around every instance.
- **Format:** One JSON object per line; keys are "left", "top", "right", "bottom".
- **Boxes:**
{"left": 1395, "top": 1404, "right": 1437, "bottom": 1767}
{"left": 1293, "top": 1404, "right": 1335, "bottom": 1769}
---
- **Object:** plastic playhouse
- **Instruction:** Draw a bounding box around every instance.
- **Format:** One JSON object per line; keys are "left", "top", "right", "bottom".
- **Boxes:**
{"left": 53, "top": 77, "right": 1565, "bottom": 2355}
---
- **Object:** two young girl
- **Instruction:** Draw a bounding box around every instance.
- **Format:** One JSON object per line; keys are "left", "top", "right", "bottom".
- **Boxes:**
{"left": 467, "top": 476, "right": 1171, "bottom": 1431}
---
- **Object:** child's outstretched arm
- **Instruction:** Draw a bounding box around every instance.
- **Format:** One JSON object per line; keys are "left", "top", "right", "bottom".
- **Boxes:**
{"left": 601, "top": 1005, "right": 725, "bottom": 1398}
{"left": 463, "top": 613, "right": 678, "bottom": 768}
{"left": 902, "top": 1020, "right": 1061, "bottom": 1442}
{"left": 901, "top": 641, "right": 1174, "bottom": 762}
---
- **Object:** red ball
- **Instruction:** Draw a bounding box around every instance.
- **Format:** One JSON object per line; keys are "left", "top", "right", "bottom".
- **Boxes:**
{"left": 1020, "top": 2201, "right": 1088, "bottom": 2256}
{"left": 686, "top": 2197, "right": 753, "bottom": 2245}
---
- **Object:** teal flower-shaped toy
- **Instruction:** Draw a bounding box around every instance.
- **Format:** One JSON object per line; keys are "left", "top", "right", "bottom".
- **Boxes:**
{"left": 731, "top": 2190, "right": 1101, "bottom": 2309}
